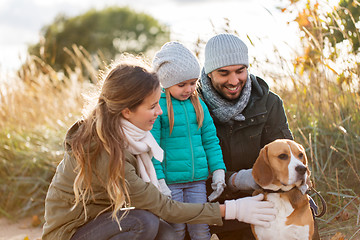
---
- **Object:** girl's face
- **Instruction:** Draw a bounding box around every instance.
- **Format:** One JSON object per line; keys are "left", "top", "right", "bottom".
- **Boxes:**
{"left": 168, "top": 78, "right": 198, "bottom": 101}
{"left": 122, "top": 87, "right": 162, "bottom": 131}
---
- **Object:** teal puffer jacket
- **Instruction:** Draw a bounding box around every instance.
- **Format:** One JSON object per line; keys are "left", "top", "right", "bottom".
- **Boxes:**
{"left": 151, "top": 92, "right": 226, "bottom": 184}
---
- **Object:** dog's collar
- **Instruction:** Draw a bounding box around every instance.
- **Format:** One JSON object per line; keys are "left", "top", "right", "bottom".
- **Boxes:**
{"left": 261, "top": 186, "right": 297, "bottom": 194}
{"left": 261, "top": 188, "right": 287, "bottom": 193}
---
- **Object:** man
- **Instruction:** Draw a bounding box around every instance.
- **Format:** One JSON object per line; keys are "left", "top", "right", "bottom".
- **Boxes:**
{"left": 198, "top": 33, "right": 294, "bottom": 239}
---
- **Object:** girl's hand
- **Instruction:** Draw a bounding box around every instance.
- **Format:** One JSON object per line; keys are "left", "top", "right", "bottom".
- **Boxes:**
{"left": 208, "top": 169, "right": 226, "bottom": 201}
{"left": 159, "top": 179, "right": 172, "bottom": 198}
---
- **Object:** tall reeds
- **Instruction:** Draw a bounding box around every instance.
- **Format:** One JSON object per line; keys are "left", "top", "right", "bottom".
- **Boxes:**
{"left": 0, "top": 1, "right": 359, "bottom": 238}
{"left": 0, "top": 45, "right": 102, "bottom": 218}
{"left": 250, "top": 1, "right": 360, "bottom": 238}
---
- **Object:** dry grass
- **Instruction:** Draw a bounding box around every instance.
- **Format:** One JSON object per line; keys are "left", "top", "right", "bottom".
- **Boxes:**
{"left": 0, "top": 46, "right": 100, "bottom": 219}
{"left": 0, "top": 2, "right": 359, "bottom": 238}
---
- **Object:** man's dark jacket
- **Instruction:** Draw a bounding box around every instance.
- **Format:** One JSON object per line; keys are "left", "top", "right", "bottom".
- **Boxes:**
{"left": 199, "top": 74, "right": 293, "bottom": 199}
{"left": 198, "top": 74, "right": 322, "bottom": 240}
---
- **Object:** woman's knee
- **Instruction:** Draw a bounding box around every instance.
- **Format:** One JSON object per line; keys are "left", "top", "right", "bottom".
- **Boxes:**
{"left": 155, "top": 219, "right": 178, "bottom": 240}
{"left": 129, "top": 210, "right": 160, "bottom": 238}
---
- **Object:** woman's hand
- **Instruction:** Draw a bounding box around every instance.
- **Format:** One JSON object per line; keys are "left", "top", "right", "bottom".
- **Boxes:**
{"left": 224, "top": 194, "right": 276, "bottom": 227}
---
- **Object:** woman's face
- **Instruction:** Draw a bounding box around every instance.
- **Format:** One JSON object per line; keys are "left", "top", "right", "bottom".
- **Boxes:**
{"left": 122, "top": 87, "right": 162, "bottom": 131}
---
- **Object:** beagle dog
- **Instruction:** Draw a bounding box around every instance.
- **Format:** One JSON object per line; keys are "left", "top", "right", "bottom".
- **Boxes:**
{"left": 251, "top": 139, "right": 314, "bottom": 240}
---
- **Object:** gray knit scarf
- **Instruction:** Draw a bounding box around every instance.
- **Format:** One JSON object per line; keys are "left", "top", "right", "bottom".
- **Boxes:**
{"left": 200, "top": 69, "right": 252, "bottom": 122}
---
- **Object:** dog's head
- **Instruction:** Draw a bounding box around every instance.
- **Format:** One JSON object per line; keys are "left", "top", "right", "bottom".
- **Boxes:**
{"left": 252, "top": 139, "right": 311, "bottom": 194}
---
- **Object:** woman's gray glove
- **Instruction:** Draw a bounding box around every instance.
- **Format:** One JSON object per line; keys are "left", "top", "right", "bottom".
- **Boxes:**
{"left": 208, "top": 169, "right": 226, "bottom": 202}
{"left": 228, "top": 169, "right": 259, "bottom": 192}
{"left": 159, "top": 179, "right": 172, "bottom": 198}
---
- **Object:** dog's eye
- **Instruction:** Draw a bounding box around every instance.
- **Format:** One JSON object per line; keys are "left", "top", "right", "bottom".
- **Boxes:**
{"left": 278, "top": 154, "right": 288, "bottom": 160}
{"left": 298, "top": 153, "right": 304, "bottom": 158}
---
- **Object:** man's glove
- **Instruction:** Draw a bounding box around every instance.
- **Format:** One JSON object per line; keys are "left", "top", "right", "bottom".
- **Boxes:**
{"left": 228, "top": 169, "right": 259, "bottom": 191}
{"left": 224, "top": 194, "right": 276, "bottom": 227}
{"left": 159, "top": 179, "right": 172, "bottom": 198}
{"left": 208, "top": 169, "right": 226, "bottom": 202}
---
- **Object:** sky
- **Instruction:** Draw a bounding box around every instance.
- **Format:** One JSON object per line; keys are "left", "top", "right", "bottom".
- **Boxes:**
{"left": 0, "top": 0, "right": 301, "bottom": 74}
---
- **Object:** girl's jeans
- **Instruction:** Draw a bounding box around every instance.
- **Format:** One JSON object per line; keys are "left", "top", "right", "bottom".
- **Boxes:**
{"left": 70, "top": 209, "right": 177, "bottom": 240}
{"left": 169, "top": 180, "right": 211, "bottom": 240}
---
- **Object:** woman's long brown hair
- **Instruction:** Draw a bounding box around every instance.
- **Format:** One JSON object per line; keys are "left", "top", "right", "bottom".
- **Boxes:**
{"left": 68, "top": 56, "right": 159, "bottom": 224}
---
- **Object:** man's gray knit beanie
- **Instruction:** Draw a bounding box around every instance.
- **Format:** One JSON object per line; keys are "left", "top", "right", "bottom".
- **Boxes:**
{"left": 204, "top": 33, "right": 249, "bottom": 74}
{"left": 152, "top": 41, "right": 200, "bottom": 89}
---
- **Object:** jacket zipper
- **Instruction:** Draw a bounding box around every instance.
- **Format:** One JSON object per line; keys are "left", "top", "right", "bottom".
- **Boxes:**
{"left": 182, "top": 102, "right": 195, "bottom": 180}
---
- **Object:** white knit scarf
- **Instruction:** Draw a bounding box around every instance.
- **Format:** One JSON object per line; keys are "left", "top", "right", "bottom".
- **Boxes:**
{"left": 121, "top": 118, "right": 163, "bottom": 189}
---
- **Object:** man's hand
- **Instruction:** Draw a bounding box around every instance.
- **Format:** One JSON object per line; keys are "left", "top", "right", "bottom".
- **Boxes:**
{"left": 228, "top": 169, "right": 259, "bottom": 191}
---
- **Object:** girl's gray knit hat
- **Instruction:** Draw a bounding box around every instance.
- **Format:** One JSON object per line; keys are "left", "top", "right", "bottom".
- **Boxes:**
{"left": 152, "top": 41, "right": 200, "bottom": 89}
{"left": 204, "top": 33, "right": 249, "bottom": 74}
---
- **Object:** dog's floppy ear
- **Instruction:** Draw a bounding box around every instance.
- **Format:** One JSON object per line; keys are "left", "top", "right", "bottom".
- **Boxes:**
{"left": 252, "top": 146, "right": 274, "bottom": 187}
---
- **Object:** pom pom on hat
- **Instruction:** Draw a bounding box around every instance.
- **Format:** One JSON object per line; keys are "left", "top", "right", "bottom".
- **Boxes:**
{"left": 152, "top": 41, "right": 200, "bottom": 89}
{"left": 204, "top": 33, "right": 249, "bottom": 74}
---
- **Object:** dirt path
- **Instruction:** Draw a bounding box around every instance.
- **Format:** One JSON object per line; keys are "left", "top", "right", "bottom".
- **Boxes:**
{"left": 0, "top": 217, "right": 42, "bottom": 240}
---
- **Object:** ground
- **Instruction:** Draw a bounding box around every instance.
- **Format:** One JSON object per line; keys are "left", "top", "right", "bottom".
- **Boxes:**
{"left": 0, "top": 218, "right": 42, "bottom": 240}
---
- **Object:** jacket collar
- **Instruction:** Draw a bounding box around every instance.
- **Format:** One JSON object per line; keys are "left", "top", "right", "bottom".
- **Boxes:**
{"left": 240, "top": 74, "right": 269, "bottom": 119}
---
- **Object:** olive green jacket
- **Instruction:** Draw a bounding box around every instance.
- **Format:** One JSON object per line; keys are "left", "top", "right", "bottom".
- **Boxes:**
{"left": 42, "top": 122, "right": 223, "bottom": 240}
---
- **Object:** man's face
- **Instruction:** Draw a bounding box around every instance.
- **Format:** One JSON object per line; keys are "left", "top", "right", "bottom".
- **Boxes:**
{"left": 207, "top": 65, "right": 248, "bottom": 100}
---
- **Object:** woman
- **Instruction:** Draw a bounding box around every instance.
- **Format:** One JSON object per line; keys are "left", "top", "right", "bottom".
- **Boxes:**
{"left": 42, "top": 55, "right": 275, "bottom": 240}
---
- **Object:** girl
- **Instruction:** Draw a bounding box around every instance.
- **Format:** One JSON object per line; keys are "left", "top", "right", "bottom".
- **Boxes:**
{"left": 41, "top": 55, "right": 276, "bottom": 240}
{"left": 151, "top": 42, "right": 226, "bottom": 240}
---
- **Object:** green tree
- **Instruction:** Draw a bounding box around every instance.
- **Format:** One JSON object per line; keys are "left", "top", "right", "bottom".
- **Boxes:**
{"left": 28, "top": 6, "right": 170, "bottom": 72}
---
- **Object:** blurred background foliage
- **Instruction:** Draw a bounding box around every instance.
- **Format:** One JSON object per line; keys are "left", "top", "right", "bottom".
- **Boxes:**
{"left": 0, "top": 1, "right": 359, "bottom": 239}
{"left": 28, "top": 6, "right": 170, "bottom": 74}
